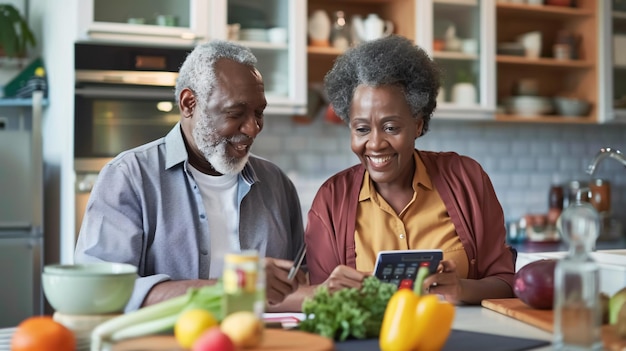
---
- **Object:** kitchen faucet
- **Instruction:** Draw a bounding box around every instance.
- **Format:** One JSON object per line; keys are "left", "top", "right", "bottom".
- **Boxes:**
{"left": 586, "top": 147, "right": 626, "bottom": 176}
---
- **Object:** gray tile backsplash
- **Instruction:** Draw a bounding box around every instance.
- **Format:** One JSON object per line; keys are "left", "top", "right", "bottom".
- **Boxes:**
{"left": 253, "top": 116, "right": 626, "bottom": 234}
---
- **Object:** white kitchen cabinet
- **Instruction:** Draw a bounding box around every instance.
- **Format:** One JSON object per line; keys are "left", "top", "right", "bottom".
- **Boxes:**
{"left": 77, "top": 0, "right": 306, "bottom": 115}
{"left": 77, "top": 0, "right": 210, "bottom": 46}
{"left": 217, "top": 0, "right": 307, "bottom": 115}
{"left": 599, "top": 0, "right": 626, "bottom": 123}
{"left": 415, "top": 0, "right": 496, "bottom": 120}
{"left": 305, "top": 0, "right": 495, "bottom": 120}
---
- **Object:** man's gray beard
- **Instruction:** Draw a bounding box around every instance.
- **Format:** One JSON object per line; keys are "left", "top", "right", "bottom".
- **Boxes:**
{"left": 192, "top": 113, "right": 249, "bottom": 175}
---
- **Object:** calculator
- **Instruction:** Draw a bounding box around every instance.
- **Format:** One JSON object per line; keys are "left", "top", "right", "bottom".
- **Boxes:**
{"left": 373, "top": 250, "right": 443, "bottom": 288}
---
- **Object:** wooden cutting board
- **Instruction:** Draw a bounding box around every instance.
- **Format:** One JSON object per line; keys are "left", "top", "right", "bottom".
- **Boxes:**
{"left": 482, "top": 298, "right": 626, "bottom": 351}
{"left": 111, "top": 329, "right": 334, "bottom": 351}
{"left": 482, "top": 298, "right": 553, "bottom": 332}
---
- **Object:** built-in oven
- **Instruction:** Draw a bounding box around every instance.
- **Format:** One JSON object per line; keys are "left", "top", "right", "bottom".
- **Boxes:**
{"left": 74, "top": 42, "right": 192, "bottom": 240}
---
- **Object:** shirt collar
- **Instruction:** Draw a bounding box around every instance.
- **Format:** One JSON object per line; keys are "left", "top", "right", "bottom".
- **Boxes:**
{"left": 358, "top": 149, "right": 433, "bottom": 202}
{"left": 164, "top": 122, "right": 259, "bottom": 185}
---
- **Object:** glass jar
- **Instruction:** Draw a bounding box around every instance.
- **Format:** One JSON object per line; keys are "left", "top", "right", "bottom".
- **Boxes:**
{"left": 589, "top": 178, "right": 611, "bottom": 214}
{"left": 553, "top": 199, "right": 602, "bottom": 350}
{"left": 222, "top": 250, "right": 265, "bottom": 318}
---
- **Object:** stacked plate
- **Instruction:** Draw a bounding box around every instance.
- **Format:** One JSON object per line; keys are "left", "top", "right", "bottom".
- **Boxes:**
{"left": 239, "top": 28, "right": 268, "bottom": 42}
{"left": 0, "top": 327, "right": 16, "bottom": 350}
{"left": 54, "top": 312, "right": 120, "bottom": 351}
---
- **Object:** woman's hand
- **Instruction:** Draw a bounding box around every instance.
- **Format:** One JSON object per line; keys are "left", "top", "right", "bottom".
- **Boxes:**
{"left": 422, "top": 259, "right": 463, "bottom": 304}
{"left": 322, "top": 265, "right": 370, "bottom": 293}
{"left": 264, "top": 257, "right": 307, "bottom": 305}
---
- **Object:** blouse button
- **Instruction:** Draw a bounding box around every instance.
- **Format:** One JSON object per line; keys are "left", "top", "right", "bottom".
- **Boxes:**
{"left": 399, "top": 233, "right": 405, "bottom": 239}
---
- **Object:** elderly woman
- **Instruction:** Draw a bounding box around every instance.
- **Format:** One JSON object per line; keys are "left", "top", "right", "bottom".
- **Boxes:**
{"left": 304, "top": 35, "right": 515, "bottom": 304}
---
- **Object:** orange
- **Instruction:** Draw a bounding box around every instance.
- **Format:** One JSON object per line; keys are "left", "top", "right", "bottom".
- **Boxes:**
{"left": 11, "top": 316, "right": 75, "bottom": 351}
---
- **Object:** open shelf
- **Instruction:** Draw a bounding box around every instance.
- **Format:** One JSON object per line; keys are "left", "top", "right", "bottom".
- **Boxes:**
{"left": 495, "top": 113, "right": 596, "bottom": 123}
{"left": 496, "top": 55, "right": 593, "bottom": 68}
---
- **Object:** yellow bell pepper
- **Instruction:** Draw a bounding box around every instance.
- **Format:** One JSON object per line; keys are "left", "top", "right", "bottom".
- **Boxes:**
{"left": 379, "top": 266, "right": 455, "bottom": 351}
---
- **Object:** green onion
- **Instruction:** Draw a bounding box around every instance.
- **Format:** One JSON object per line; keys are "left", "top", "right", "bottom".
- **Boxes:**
{"left": 91, "top": 283, "right": 223, "bottom": 350}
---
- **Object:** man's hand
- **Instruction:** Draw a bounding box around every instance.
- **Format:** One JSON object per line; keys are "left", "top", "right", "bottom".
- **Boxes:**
{"left": 264, "top": 257, "right": 307, "bottom": 305}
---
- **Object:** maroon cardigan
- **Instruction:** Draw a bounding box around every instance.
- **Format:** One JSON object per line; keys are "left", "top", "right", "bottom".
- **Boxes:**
{"left": 305, "top": 150, "right": 515, "bottom": 289}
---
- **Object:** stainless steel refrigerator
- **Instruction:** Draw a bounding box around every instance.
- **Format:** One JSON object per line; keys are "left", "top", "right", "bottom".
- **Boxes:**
{"left": 0, "top": 91, "right": 44, "bottom": 327}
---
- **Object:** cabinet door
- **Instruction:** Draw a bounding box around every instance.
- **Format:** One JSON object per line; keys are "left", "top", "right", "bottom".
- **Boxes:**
{"left": 212, "top": 0, "right": 306, "bottom": 115}
{"left": 494, "top": 0, "right": 597, "bottom": 123}
{"left": 602, "top": 0, "right": 626, "bottom": 122}
{"left": 77, "top": 0, "right": 209, "bottom": 46}
{"left": 416, "top": 0, "right": 496, "bottom": 120}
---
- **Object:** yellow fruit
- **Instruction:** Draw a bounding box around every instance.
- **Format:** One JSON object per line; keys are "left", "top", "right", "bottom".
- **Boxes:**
{"left": 175, "top": 309, "right": 219, "bottom": 349}
{"left": 220, "top": 311, "right": 264, "bottom": 348}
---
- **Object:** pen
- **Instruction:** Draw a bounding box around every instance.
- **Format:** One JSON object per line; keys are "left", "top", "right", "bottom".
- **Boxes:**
{"left": 287, "top": 243, "right": 307, "bottom": 281}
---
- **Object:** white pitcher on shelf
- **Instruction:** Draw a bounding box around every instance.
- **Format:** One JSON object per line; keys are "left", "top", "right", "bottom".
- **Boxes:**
{"left": 351, "top": 14, "right": 394, "bottom": 45}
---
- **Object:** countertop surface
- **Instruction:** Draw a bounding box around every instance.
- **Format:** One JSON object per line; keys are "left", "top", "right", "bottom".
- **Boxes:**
{"left": 0, "top": 306, "right": 558, "bottom": 351}
{"left": 512, "top": 238, "right": 626, "bottom": 253}
{"left": 450, "top": 305, "right": 552, "bottom": 350}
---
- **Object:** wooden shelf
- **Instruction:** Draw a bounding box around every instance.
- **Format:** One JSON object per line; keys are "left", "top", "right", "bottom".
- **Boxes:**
{"left": 312, "top": 0, "right": 394, "bottom": 3}
{"left": 496, "top": 55, "right": 593, "bottom": 68}
{"left": 434, "top": 0, "right": 478, "bottom": 7}
{"left": 433, "top": 51, "right": 478, "bottom": 61}
{"left": 307, "top": 46, "right": 343, "bottom": 56}
{"left": 497, "top": 3, "right": 593, "bottom": 19}
{"left": 495, "top": 113, "right": 595, "bottom": 124}
{"left": 236, "top": 41, "right": 288, "bottom": 51}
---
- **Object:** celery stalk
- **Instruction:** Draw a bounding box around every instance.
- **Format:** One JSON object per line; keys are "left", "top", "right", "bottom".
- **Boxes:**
{"left": 110, "top": 314, "right": 179, "bottom": 341}
{"left": 413, "top": 266, "right": 431, "bottom": 297}
{"left": 90, "top": 283, "right": 223, "bottom": 351}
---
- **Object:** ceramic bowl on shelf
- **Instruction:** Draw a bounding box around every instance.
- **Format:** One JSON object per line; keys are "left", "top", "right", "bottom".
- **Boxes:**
{"left": 497, "top": 42, "right": 526, "bottom": 56}
{"left": 42, "top": 262, "right": 137, "bottom": 315}
{"left": 504, "top": 96, "right": 554, "bottom": 116}
{"left": 553, "top": 97, "right": 590, "bottom": 117}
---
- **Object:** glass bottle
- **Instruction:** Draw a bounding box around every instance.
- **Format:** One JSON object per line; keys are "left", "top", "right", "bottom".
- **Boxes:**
{"left": 553, "top": 192, "right": 602, "bottom": 351}
{"left": 330, "top": 11, "right": 350, "bottom": 52}
{"left": 222, "top": 250, "right": 266, "bottom": 319}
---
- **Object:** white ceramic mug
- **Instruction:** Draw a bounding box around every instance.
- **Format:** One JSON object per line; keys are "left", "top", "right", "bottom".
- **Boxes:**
{"left": 451, "top": 83, "right": 477, "bottom": 106}
{"left": 268, "top": 27, "right": 288, "bottom": 44}
{"left": 518, "top": 31, "right": 542, "bottom": 58}
{"left": 462, "top": 39, "right": 478, "bottom": 54}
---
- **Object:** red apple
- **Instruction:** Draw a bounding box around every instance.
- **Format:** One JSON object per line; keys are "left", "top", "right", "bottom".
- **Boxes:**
{"left": 192, "top": 327, "right": 235, "bottom": 351}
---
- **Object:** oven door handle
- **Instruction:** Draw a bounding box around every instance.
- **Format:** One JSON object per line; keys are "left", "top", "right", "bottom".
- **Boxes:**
{"left": 75, "top": 86, "right": 175, "bottom": 99}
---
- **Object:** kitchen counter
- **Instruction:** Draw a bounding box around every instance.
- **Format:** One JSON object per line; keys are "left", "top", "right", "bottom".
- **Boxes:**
{"left": 452, "top": 305, "right": 552, "bottom": 350}
{"left": 331, "top": 306, "right": 552, "bottom": 351}
{"left": 0, "top": 306, "right": 555, "bottom": 351}
{"left": 512, "top": 238, "right": 626, "bottom": 253}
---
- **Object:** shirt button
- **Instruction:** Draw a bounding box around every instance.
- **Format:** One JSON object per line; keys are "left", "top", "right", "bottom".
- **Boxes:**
{"left": 399, "top": 233, "right": 405, "bottom": 239}
{"left": 200, "top": 214, "right": 206, "bottom": 219}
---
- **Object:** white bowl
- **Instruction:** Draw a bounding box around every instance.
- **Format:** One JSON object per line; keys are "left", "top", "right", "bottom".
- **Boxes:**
{"left": 553, "top": 97, "right": 590, "bottom": 117}
{"left": 504, "top": 96, "right": 553, "bottom": 116}
{"left": 42, "top": 262, "right": 137, "bottom": 315}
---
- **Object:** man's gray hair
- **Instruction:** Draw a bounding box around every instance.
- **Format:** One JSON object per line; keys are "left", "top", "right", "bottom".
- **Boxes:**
{"left": 175, "top": 40, "right": 258, "bottom": 104}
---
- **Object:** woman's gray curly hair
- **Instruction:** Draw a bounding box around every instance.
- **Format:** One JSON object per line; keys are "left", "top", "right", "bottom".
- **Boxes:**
{"left": 323, "top": 35, "right": 440, "bottom": 136}
{"left": 175, "top": 40, "right": 258, "bottom": 105}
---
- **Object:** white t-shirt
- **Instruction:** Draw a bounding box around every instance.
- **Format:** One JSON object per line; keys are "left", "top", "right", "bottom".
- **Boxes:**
{"left": 188, "top": 165, "right": 240, "bottom": 279}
